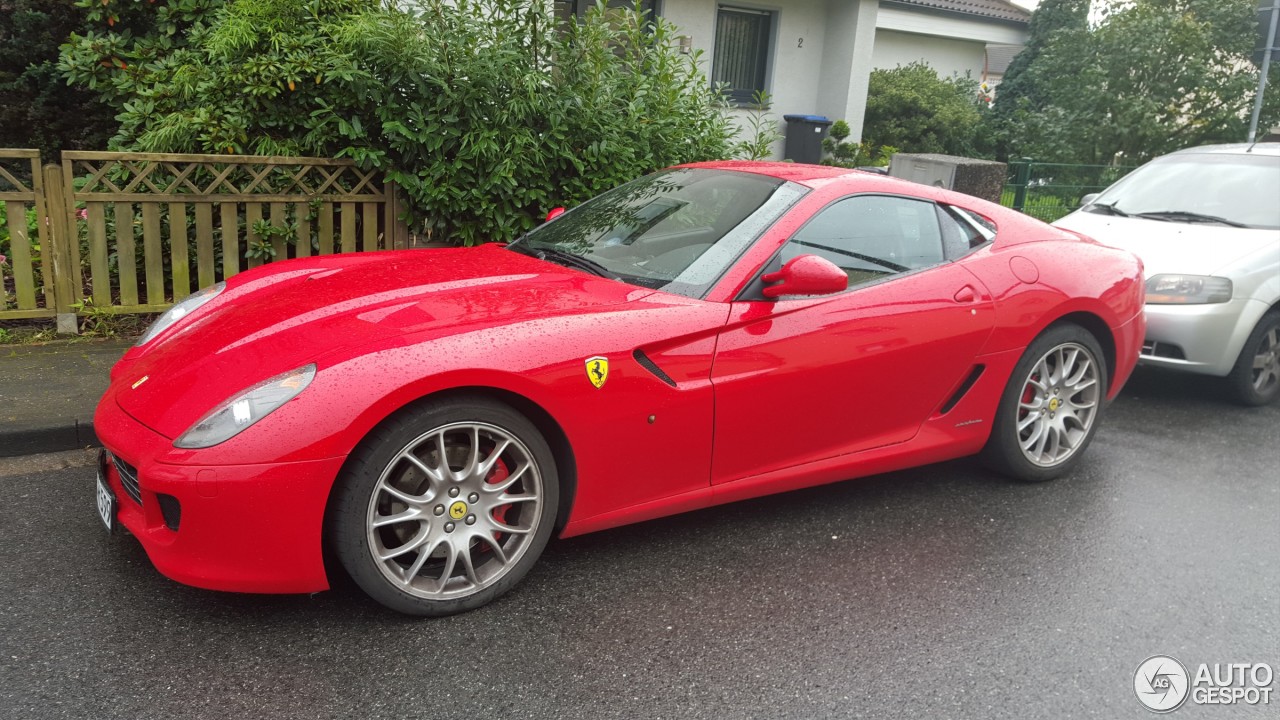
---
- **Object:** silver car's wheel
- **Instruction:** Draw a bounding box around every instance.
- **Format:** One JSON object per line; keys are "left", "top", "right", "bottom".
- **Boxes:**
{"left": 367, "top": 422, "right": 543, "bottom": 600}
{"left": 984, "top": 323, "right": 1109, "bottom": 483}
{"left": 1228, "top": 312, "right": 1280, "bottom": 406}
{"left": 332, "top": 397, "right": 559, "bottom": 616}
{"left": 1015, "top": 342, "right": 1101, "bottom": 467}
{"left": 1251, "top": 327, "right": 1280, "bottom": 395}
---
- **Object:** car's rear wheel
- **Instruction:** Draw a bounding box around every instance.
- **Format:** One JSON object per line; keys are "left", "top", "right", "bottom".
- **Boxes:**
{"left": 331, "top": 396, "right": 558, "bottom": 616}
{"left": 1227, "top": 311, "right": 1280, "bottom": 406}
{"left": 984, "top": 323, "right": 1108, "bottom": 482}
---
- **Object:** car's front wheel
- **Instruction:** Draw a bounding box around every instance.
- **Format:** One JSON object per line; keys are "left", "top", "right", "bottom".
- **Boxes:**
{"left": 331, "top": 396, "right": 559, "bottom": 616}
{"left": 1227, "top": 311, "right": 1280, "bottom": 406}
{"left": 984, "top": 323, "right": 1108, "bottom": 482}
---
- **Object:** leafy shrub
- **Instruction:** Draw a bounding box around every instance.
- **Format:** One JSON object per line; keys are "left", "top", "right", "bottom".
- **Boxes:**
{"left": 732, "top": 91, "right": 785, "bottom": 161}
{"left": 0, "top": 0, "right": 118, "bottom": 159}
{"left": 821, "top": 120, "right": 896, "bottom": 168}
{"left": 61, "top": 0, "right": 739, "bottom": 245}
{"left": 861, "top": 62, "right": 989, "bottom": 158}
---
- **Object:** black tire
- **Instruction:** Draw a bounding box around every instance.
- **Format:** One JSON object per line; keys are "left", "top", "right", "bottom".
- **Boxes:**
{"left": 983, "top": 323, "right": 1109, "bottom": 483}
{"left": 1226, "top": 311, "right": 1280, "bottom": 407}
{"left": 330, "top": 395, "right": 559, "bottom": 616}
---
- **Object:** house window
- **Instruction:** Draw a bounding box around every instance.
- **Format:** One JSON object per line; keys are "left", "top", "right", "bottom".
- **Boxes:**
{"left": 712, "top": 7, "right": 773, "bottom": 104}
{"left": 555, "top": 0, "right": 657, "bottom": 23}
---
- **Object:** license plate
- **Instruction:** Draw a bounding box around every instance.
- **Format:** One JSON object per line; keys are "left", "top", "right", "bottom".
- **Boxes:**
{"left": 96, "top": 464, "right": 116, "bottom": 533}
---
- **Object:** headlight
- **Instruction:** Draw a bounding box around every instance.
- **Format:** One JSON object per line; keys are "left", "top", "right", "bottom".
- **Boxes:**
{"left": 1145, "top": 274, "right": 1232, "bottom": 304}
{"left": 137, "top": 281, "right": 226, "bottom": 346}
{"left": 175, "top": 365, "right": 316, "bottom": 449}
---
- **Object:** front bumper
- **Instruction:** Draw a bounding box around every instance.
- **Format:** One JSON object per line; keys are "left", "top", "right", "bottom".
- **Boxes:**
{"left": 1140, "top": 298, "right": 1265, "bottom": 377}
{"left": 94, "top": 396, "right": 346, "bottom": 594}
{"left": 1108, "top": 310, "right": 1145, "bottom": 400}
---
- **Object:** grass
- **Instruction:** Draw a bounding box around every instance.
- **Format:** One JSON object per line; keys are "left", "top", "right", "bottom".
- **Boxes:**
{"left": 1000, "top": 189, "right": 1078, "bottom": 224}
{"left": 0, "top": 314, "right": 151, "bottom": 346}
{"left": 0, "top": 323, "right": 71, "bottom": 345}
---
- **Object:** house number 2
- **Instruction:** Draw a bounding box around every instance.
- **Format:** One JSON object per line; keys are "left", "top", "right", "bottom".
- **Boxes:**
{"left": 797, "top": 38, "right": 804, "bottom": 48}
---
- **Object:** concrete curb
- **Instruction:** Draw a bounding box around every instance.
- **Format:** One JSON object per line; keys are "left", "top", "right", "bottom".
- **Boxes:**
{"left": 0, "top": 422, "right": 99, "bottom": 458}
{"left": 0, "top": 337, "right": 129, "bottom": 458}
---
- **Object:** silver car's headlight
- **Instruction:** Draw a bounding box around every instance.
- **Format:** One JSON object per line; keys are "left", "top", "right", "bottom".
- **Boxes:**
{"left": 175, "top": 365, "right": 316, "bottom": 449}
{"left": 137, "top": 281, "right": 225, "bottom": 346}
{"left": 1145, "top": 274, "right": 1232, "bottom": 305}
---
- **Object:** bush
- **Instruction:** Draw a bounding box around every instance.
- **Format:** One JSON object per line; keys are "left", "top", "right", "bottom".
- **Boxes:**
{"left": 821, "top": 120, "right": 896, "bottom": 168}
{"left": 61, "top": 0, "right": 739, "bottom": 245}
{"left": 861, "top": 62, "right": 990, "bottom": 158}
{"left": 0, "top": 0, "right": 118, "bottom": 158}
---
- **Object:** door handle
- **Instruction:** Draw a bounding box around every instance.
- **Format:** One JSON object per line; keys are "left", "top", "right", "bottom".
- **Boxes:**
{"left": 953, "top": 285, "right": 978, "bottom": 303}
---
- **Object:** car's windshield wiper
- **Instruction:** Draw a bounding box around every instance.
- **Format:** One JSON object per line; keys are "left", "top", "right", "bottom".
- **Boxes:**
{"left": 790, "top": 239, "right": 910, "bottom": 273}
{"left": 516, "top": 244, "right": 621, "bottom": 280}
{"left": 1130, "top": 210, "right": 1248, "bottom": 228}
{"left": 1087, "top": 201, "right": 1130, "bottom": 217}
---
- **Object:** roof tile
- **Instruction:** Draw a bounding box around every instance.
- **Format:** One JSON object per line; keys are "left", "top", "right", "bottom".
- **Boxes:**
{"left": 886, "top": 0, "right": 1032, "bottom": 25}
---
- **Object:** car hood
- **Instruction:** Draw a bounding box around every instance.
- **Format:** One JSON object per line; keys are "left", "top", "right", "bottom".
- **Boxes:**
{"left": 112, "top": 245, "right": 652, "bottom": 438}
{"left": 1053, "top": 211, "right": 1276, "bottom": 278}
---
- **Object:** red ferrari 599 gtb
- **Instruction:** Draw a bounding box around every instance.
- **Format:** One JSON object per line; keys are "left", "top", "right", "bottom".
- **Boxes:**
{"left": 93, "top": 162, "right": 1144, "bottom": 615}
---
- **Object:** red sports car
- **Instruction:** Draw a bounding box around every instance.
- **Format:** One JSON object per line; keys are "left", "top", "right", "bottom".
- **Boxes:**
{"left": 93, "top": 162, "right": 1145, "bottom": 616}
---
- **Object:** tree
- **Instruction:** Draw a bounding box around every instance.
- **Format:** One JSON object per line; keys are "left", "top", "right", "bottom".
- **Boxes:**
{"left": 989, "top": 0, "right": 1089, "bottom": 158}
{"left": 60, "top": 0, "right": 737, "bottom": 245}
{"left": 998, "top": 0, "right": 1280, "bottom": 163}
{"left": 0, "top": 0, "right": 117, "bottom": 159}
{"left": 860, "top": 62, "right": 988, "bottom": 157}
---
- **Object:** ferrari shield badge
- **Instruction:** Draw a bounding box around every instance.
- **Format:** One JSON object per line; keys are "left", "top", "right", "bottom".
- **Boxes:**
{"left": 585, "top": 356, "right": 609, "bottom": 389}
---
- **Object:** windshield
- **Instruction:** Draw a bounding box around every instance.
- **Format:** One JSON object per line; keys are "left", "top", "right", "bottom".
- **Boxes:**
{"left": 508, "top": 169, "right": 807, "bottom": 298}
{"left": 1086, "top": 152, "right": 1280, "bottom": 230}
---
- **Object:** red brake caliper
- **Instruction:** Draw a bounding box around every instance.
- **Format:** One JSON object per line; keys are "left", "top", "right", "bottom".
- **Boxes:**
{"left": 486, "top": 459, "right": 511, "bottom": 546}
{"left": 1019, "top": 374, "right": 1038, "bottom": 422}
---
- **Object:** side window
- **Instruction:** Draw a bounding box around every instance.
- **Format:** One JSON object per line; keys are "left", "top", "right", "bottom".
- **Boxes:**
{"left": 782, "top": 195, "right": 946, "bottom": 288}
{"left": 945, "top": 205, "right": 996, "bottom": 248}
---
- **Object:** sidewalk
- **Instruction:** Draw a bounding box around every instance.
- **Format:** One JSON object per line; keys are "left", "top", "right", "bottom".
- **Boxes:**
{"left": 0, "top": 339, "right": 132, "bottom": 457}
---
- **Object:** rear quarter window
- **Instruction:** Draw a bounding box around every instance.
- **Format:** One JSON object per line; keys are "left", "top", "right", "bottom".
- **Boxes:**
{"left": 939, "top": 205, "right": 996, "bottom": 258}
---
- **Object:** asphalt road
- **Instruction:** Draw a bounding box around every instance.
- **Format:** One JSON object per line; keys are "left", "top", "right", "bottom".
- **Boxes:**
{"left": 1, "top": 368, "right": 1276, "bottom": 720}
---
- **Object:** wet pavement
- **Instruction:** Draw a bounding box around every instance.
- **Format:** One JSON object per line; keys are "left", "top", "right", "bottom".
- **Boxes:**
{"left": 0, "top": 339, "right": 130, "bottom": 456}
{"left": 0, "top": 367, "right": 1276, "bottom": 719}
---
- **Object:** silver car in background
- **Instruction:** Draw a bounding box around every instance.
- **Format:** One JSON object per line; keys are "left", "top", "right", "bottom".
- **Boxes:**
{"left": 1055, "top": 143, "right": 1280, "bottom": 405}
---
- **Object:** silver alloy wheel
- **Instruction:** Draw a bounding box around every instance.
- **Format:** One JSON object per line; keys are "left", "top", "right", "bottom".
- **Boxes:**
{"left": 1250, "top": 325, "right": 1279, "bottom": 396}
{"left": 365, "top": 422, "right": 543, "bottom": 600}
{"left": 1015, "top": 341, "right": 1101, "bottom": 467}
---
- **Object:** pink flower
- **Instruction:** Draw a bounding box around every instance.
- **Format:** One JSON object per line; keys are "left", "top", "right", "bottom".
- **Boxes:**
{"left": 0, "top": 254, "right": 7, "bottom": 266}
{"left": 77, "top": 208, "right": 89, "bottom": 220}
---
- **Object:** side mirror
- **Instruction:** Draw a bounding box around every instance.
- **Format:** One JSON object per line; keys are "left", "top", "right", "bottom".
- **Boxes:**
{"left": 761, "top": 254, "right": 848, "bottom": 299}
{"left": 546, "top": 207, "right": 566, "bottom": 222}
{"left": 1079, "top": 193, "right": 1099, "bottom": 207}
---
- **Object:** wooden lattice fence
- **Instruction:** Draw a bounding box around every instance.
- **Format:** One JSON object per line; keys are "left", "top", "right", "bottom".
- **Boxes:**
{"left": 0, "top": 150, "right": 53, "bottom": 319}
{"left": 1, "top": 150, "right": 409, "bottom": 328}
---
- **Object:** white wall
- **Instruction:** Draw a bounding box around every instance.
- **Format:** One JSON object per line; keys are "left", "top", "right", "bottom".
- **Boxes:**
{"left": 815, "top": 0, "right": 879, "bottom": 138}
{"left": 657, "top": 1, "right": 1022, "bottom": 154}
{"left": 661, "top": 0, "right": 876, "bottom": 156}
{"left": 662, "top": 0, "right": 830, "bottom": 157}
{"left": 871, "top": 29, "right": 985, "bottom": 81}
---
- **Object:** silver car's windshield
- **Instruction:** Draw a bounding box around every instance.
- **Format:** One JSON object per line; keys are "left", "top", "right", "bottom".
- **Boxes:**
{"left": 1086, "top": 152, "right": 1280, "bottom": 230}
{"left": 508, "top": 169, "right": 807, "bottom": 298}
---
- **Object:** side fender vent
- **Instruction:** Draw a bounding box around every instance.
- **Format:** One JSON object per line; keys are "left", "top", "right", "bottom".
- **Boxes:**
{"left": 940, "top": 364, "right": 986, "bottom": 415}
{"left": 633, "top": 349, "right": 677, "bottom": 388}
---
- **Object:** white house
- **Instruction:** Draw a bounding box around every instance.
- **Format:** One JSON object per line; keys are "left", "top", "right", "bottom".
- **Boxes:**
{"left": 873, "top": 1, "right": 1030, "bottom": 87}
{"left": 554, "top": 0, "right": 1029, "bottom": 157}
